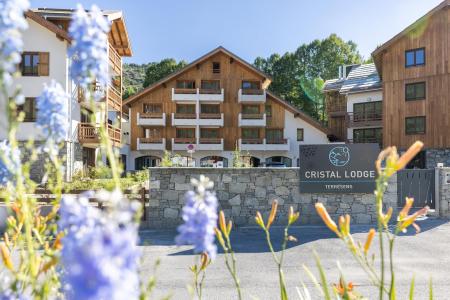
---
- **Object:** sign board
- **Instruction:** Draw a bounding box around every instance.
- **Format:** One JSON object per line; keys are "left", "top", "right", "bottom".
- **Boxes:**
{"left": 299, "top": 144, "right": 380, "bottom": 193}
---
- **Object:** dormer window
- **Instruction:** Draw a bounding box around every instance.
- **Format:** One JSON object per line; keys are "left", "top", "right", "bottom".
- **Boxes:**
{"left": 212, "top": 62, "right": 220, "bottom": 74}
{"left": 405, "top": 48, "right": 425, "bottom": 67}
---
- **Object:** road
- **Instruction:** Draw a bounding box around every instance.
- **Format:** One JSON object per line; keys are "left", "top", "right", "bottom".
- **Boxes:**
{"left": 139, "top": 218, "right": 450, "bottom": 299}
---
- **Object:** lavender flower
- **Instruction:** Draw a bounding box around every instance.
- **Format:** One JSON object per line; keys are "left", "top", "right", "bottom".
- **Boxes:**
{"left": 0, "top": 140, "right": 21, "bottom": 186}
{"left": 36, "top": 80, "right": 69, "bottom": 152}
{"left": 0, "top": 0, "right": 29, "bottom": 90}
{"left": 59, "top": 190, "right": 140, "bottom": 300}
{"left": 68, "top": 5, "right": 110, "bottom": 91}
{"left": 175, "top": 175, "right": 218, "bottom": 258}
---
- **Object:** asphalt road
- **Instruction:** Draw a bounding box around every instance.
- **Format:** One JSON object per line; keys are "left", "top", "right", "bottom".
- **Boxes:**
{"left": 139, "top": 218, "right": 450, "bottom": 300}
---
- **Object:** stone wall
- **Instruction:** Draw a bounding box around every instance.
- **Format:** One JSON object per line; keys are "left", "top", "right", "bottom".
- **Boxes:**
{"left": 426, "top": 149, "right": 450, "bottom": 169}
{"left": 437, "top": 167, "right": 450, "bottom": 217}
{"left": 146, "top": 168, "right": 397, "bottom": 229}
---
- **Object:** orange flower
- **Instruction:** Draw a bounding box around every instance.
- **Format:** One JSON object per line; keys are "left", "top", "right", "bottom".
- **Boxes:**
{"left": 395, "top": 141, "right": 424, "bottom": 171}
{"left": 255, "top": 211, "right": 264, "bottom": 228}
{"left": 199, "top": 252, "right": 210, "bottom": 270}
{"left": 219, "top": 211, "right": 227, "bottom": 235}
{"left": 315, "top": 203, "right": 339, "bottom": 236}
{"left": 399, "top": 206, "right": 430, "bottom": 232}
{"left": 267, "top": 200, "right": 278, "bottom": 229}
{"left": 333, "top": 278, "right": 354, "bottom": 296}
{"left": 288, "top": 206, "right": 300, "bottom": 225}
{"left": 364, "top": 229, "right": 376, "bottom": 254}
{"left": 399, "top": 197, "right": 414, "bottom": 219}
{"left": 0, "top": 243, "right": 14, "bottom": 271}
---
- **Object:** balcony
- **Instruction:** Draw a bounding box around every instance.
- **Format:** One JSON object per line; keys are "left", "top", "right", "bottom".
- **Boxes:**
{"left": 238, "top": 138, "right": 290, "bottom": 151}
{"left": 196, "top": 138, "right": 224, "bottom": 151}
{"left": 347, "top": 112, "right": 382, "bottom": 128}
{"left": 327, "top": 102, "right": 347, "bottom": 116}
{"left": 265, "top": 138, "right": 290, "bottom": 151}
{"left": 137, "top": 113, "right": 166, "bottom": 126}
{"left": 172, "top": 138, "right": 197, "bottom": 151}
{"left": 238, "top": 113, "right": 266, "bottom": 127}
{"left": 137, "top": 137, "right": 166, "bottom": 150}
{"left": 78, "top": 123, "right": 121, "bottom": 146}
{"left": 238, "top": 89, "right": 266, "bottom": 103}
{"left": 347, "top": 138, "right": 382, "bottom": 147}
{"left": 172, "top": 113, "right": 224, "bottom": 126}
{"left": 107, "top": 85, "right": 122, "bottom": 111}
{"left": 171, "top": 88, "right": 224, "bottom": 102}
{"left": 109, "top": 44, "right": 122, "bottom": 75}
{"left": 77, "top": 83, "right": 121, "bottom": 112}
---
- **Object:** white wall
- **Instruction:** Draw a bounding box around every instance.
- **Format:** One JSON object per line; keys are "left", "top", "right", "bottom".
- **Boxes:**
{"left": 346, "top": 90, "right": 383, "bottom": 140}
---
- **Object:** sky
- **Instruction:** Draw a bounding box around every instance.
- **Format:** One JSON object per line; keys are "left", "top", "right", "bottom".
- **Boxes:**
{"left": 30, "top": 0, "right": 443, "bottom": 65}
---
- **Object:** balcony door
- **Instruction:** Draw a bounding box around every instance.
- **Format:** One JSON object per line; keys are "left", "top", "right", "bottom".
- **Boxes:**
{"left": 201, "top": 80, "right": 220, "bottom": 91}
{"left": 353, "top": 128, "right": 382, "bottom": 144}
{"left": 266, "top": 129, "right": 283, "bottom": 143}
{"left": 353, "top": 101, "right": 382, "bottom": 121}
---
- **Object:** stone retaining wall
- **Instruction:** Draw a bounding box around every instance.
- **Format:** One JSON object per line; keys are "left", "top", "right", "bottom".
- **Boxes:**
{"left": 438, "top": 167, "right": 450, "bottom": 217}
{"left": 146, "top": 168, "right": 397, "bottom": 229}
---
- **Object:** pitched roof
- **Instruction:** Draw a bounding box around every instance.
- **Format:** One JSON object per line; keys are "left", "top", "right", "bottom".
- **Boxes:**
{"left": 123, "top": 46, "right": 272, "bottom": 106}
{"left": 323, "top": 78, "right": 345, "bottom": 92}
{"left": 339, "top": 63, "right": 381, "bottom": 94}
{"left": 25, "top": 10, "right": 71, "bottom": 42}
{"left": 266, "top": 91, "right": 328, "bottom": 134}
{"left": 372, "top": 0, "right": 450, "bottom": 76}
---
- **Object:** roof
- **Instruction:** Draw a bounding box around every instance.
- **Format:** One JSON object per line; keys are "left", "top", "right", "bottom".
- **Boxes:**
{"left": 323, "top": 78, "right": 345, "bottom": 92}
{"left": 339, "top": 63, "right": 381, "bottom": 94}
{"left": 372, "top": 0, "right": 449, "bottom": 76}
{"left": 27, "top": 8, "right": 132, "bottom": 56}
{"left": 123, "top": 46, "right": 272, "bottom": 106}
{"left": 266, "top": 91, "right": 328, "bottom": 135}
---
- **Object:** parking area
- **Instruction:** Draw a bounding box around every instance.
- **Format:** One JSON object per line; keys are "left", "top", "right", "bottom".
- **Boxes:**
{"left": 139, "top": 218, "right": 450, "bottom": 299}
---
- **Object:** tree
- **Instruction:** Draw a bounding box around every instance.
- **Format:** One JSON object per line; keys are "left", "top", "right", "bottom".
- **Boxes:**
{"left": 143, "top": 58, "right": 187, "bottom": 88}
{"left": 254, "top": 34, "right": 362, "bottom": 119}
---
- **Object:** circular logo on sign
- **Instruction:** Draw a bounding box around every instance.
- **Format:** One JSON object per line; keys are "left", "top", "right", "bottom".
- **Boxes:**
{"left": 329, "top": 146, "right": 350, "bottom": 167}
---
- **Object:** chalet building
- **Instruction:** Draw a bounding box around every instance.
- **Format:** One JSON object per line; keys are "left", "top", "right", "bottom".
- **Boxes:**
{"left": 372, "top": 0, "right": 450, "bottom": 168}
{"left": 0, "top": 8, "right": 131, "bottom": 180}
{"left": 123, "top": 47, "right": 328, "bottom": 169}
{"left": 323, "top": 64, "right": 382, "bottom": 146}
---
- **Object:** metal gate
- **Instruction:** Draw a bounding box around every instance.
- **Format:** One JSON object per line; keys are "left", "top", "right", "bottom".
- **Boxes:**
{"left": 397, "top": 169, "right": 435, "bottom": 209}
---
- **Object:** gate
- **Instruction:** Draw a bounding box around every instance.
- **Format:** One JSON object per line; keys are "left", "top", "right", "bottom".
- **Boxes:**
{"left": 397, "top": 169, "right": 435, "bottom": 209}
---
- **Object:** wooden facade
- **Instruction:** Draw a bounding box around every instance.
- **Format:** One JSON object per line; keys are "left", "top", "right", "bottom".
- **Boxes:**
{"left": 373, "top": 1, "right": 450, "bottom": 149}
{"left": 124, "top": 48, "right": 323, "bottom": 153}
{"left": 324, "top": 91, "right": 347, "bottom": 141}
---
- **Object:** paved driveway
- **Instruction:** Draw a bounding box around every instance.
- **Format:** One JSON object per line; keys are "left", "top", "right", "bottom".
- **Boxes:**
{"left": 139, "top": 218, "right": 450, "bottom": 299}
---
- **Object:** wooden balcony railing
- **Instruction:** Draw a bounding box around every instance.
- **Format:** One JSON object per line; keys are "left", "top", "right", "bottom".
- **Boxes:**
{"left": 347, "top": 138, "right": 382, "bottom": 146}
{"left": 174, "top": 88, "right": 196, "bottom": 94}
{"left": 107, "top": 85, "right": 122, "bottom": 111}
{"left": 174, "top": 113, "right": 196, "bottom": 119}
{"left": 78, "top": 123, "right": 121, "bottom": 145}
{"left": 241, "top": 113, "right": 264, "bottom": 119}
{"left": 173, "top": 138, "right": 196, "bottom": 144}
{"left": 327, "top": 103, "right": 347, "bottom": 113}
{"left": 107, "top": 124, "right": 121, "bottom": 145}
{"left": 199, "top": 113, "right": 221, "bottom": 119}
{"left": 347, "top": 112, "right": 382, "bottom": 127}
{"left": 199, "top": 89, "right": 221, "bottom": 95}
{"left": 241, "top": 138, "right": 263, "bottom": 144}
{"left": 109, "top": 44, "right": 122, "bottom": 74}
{"left": 266, "top": 138, "right": 288, "bottom": 145}
{"left": 199, "top": 138, "right": 222, "bottom": 144}
{"left": 140, "top": 112, "right": 164, "bottom": 119}
{"left": 140, "top": 137, "right": 163, "bottom": 144}
{"left": 241, "top": 88, "right": 264, "bottom": 95}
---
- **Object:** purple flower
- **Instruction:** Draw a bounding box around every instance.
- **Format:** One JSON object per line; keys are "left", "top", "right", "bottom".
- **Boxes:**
{"left": 36, "top": 80, "right": 69, "bottom": 152}
{"left": 0, "top": 0, "right": 29, "bottom": 87}
{"left": 59, "top": 190, "right": 141, "bottom": 300}
{"left": 68, "top": 5, "right": 110, "bottom": 91}
{"left": 175, "top": 176, "right": 218, "bottom": 258}
{"left": 0, "top": 140, "right": 21, "bottom": 186}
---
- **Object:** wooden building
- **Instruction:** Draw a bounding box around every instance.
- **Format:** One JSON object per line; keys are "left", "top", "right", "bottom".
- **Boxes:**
{"left": 123, "top": 47, "right": 328, "bottom": 169}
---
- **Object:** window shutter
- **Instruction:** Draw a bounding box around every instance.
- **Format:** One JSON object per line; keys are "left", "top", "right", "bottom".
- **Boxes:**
{"left": 38, "top": 52, "right": 50, "bottom": 76}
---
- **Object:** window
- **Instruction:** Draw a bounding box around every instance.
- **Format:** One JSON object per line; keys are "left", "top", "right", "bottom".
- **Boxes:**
{"left": 21, "top": 52, "right": 49, "bottom": 76}
{"left": 405, "top": 82, "right": 426, "bottom": 101}
{"left": 144, "top": 128, "right": 161, "bottom": 138}
{"left": 353, "top": 128, "right": 382, "bottom": 144}
{"left": 176, "top": 128, "right": 195, "bottom": 138}
{"left": 21, "top": 53, "right": 39, "bottom": 76}
{"left": 176, "top": 80, "right": 195, "bottom": 89}
{"left": 266, "top": 156, "right": 292, "bottom": 167}
{"left": 200, "top": 104, "right": 220, "bottom": 114}
{"left": 405, "top": 48, "right": 425, "bottom": 67}
{"left": 200, "top": 128, "right": 219, "bottom": 138}
{"left": 200, "top": 80, "right": 220, "bottom": 90}
{"left": 297, "top": 129, "right": 304, "bottom": 141}
{"left": 242, "top": 128, "right": 259, "bottom": 139}
{"left": 242, "top": 105, "right": 259, "bottom": 114}
{"left": 405, "top": 117, "right": 425, "bottom": 135}
{"left": 265, "top": 105, "right": 272, "bottom": 117}
{"left": 176, "top": 104, "right": 195, "bottom": 114}
{"left": 212, "top": 62, "right": 220, "bottom": 74}
{"left": 266, "top": 129, "right": 283, "bottom": 142}
{"left": 17, "top": 98, "right": 36, "bottom": 122}
{"left": 143, "top": 103, "right": 162, "bottom": 113}
{"left": 353, "top": 101, "right": 382, "bottom": 119}
{"left": 242, "top": 80, "right": 260, "bottom": 90}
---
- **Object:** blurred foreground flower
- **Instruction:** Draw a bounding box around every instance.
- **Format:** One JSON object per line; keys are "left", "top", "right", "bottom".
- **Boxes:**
{"left": 68, "top": 4, "right": 110, "bottom": 91}
{"left": 176, "top": 175, "right": 218, "bottom": 259}
{"left": 0, "top": 140, "right": 21, "bottom": 186}
{"left": 59, "top": 190, "right": 141, "bottom": 300}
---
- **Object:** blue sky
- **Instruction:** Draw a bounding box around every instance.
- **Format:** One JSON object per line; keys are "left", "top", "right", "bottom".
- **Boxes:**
{"left": 30, "top": 0, "right": 443, "bottom": 64}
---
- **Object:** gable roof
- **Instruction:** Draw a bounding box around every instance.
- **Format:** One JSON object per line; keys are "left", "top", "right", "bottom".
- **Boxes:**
{"left": 372, "top": 0, "right": 449, "bottom": 76}
{"left": 26, "top": 8, "right": 132, "bottom": 56}
{"left": 123, "top": 46, "right": 272, "bottom": 106}
{"left": 266, "top": 91, "right": 328, "bottom": 134}
{"left": 339, "top": 63, "right": 381, "bottom": 94}
{"left": 323, "top": 78, "right": 345, "bottom": 92}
